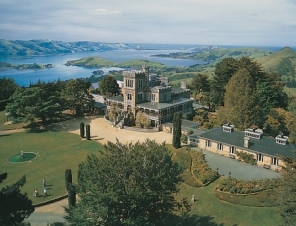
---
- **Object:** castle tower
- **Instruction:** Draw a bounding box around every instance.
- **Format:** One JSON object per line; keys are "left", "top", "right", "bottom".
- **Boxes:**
{"left": 122, "top": 67, "right": 149, "bottom": 111}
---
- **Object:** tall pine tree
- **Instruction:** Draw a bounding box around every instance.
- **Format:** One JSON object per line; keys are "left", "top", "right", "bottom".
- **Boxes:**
{"left": 172, "top": 112, "right": 181, "bottom": 148}
{"left": 276, "top": 162, "right": 296, "bottom": 225}
{"left": 218, "top": 68, "right": 262, "bottom": 130}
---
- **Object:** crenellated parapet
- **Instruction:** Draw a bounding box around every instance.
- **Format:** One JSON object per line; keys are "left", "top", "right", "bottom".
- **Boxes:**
{"left": 123, "top": 70, "right": 146, "bottom": 78}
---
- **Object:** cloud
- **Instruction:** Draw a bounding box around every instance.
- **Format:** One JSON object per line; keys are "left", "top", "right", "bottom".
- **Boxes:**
{"left": 0, "top": 0, "right": 295, "bottom": 46}
{"left": 89, "top": 8, "right": 122, "bottom": 15}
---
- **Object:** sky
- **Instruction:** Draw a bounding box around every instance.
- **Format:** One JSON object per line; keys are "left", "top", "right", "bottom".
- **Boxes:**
{"left": 1, "top": 0, "right": 296, "bottom": 47}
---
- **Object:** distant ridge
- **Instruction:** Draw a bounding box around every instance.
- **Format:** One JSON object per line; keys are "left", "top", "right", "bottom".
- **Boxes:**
{"left": 257, "top": 46, "right": 296, "bottom": 72}
{"left": 0, "top": 39, "right": 130, "bottom": 56}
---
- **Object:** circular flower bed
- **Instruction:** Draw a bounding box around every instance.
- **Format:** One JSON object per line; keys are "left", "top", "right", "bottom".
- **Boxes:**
{"left": 8, "top": 152, "right": 37, "bottom": 163}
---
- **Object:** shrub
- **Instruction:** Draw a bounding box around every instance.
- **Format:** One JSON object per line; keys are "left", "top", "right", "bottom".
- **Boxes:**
{"left": 217, "top": 177, "right": 280, "bottom": 194}
{"left": 80, "top": 122, "right": 85, "bottom": 138}
{"left": 191, "top": 150, "right": 219, "bottom": 185}
{"left": 86, "top": 124, "right": 90, "bottom": 140}
{"left": 236, "top": 151, "right": 257, "bottom": 165}
{"left": 181, "top": 134, "right": 188, "bottom": 144}
{"left": 65, "top": 169, "right": 72, "bottom": 191}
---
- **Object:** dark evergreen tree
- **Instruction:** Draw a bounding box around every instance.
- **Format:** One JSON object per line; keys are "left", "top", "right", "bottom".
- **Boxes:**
{"left": 61, "top": 78, "right": 94, "bottom": 116}
{"left": 67, "top": 184, "right": 76, "bottom": 208}
{"left": 211, "top": 57, "right": 240, "bottom": 106}
{"left": 80, "top": 122, "right": 85, "bottom": 138}
{"left": 64, "top": 139, "right": 189, "bottom": 225}
{"left": 0, "top": 173, "right": 34, "bottom": 225}
{"left": 65, "top": 169, "right": 72, "bottom": 191}
{"left": 6, "top": 86, "right": 62, "bottom": 124}
{"left": 276, "top": 162, "right": 296, "bottom": 225}
{"left": 0, "top": 77, "right": 18, "bottom": 110}
{"left": 99, "top": 75, "right": 120, "bottom": 97}
{"left": 86, "top": 124, "right": 90, "bottom": 140}
{"left": 189, "top": 73, "right": 210, "bottom": 94}
{"left": 218, "top": 69, "right": 262, "bottom": 130}
{"left": 172, "top": 112, "right": 181, "bottom": 148}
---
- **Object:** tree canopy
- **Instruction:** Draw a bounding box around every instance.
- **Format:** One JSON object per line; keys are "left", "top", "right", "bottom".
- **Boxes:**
{"left": 0, "top": 173, "right": 34, "bottom": 225}
{"left": 99, "top": 75, "right": 120, "bottom": 97}
{"left": 61, "top": 78, "right": 94, "bottom": 115}
{"left": 218, "top": 68, "right": 262, "bottom": 130}
{"left": 6, "top": 86, "right": 61, "bottom": 123}
{"left": 65, "top": 139, "right": 189, "bottom": 225}
{"left": 172, "top": 112, "right": 181, "bottom": 148}
{"left": 276, "top": 162, "right": 296, "bottom": 225}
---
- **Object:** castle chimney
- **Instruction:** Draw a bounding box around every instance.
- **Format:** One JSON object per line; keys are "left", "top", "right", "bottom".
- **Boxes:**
{"left": 244, "top": 137, "right": 249, "bottom": 148}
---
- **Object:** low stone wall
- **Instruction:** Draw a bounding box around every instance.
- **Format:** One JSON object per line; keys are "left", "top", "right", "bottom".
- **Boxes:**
{"left": 33, "top": 194, "right": 68, "bottom": 207}
{"left": 123, "top": 126, "right": 157, "bottom": 133}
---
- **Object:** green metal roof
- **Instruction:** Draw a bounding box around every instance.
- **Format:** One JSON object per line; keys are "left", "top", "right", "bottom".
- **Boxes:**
{"left": 107, "top": 95, "right": 124, "bottom": 102}
{"left": 199, "top": 128, "right": 296, "bottom": 157}
{"left": 137, "top": 98, "right": 193, "bottom": 110}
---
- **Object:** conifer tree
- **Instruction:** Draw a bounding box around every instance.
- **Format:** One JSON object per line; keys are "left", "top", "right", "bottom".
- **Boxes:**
{"left": 0, "top": 173, "right": 34, "bottom": 225}
{"left": 172, "top": 112, "right": 181, "bottom": 148}
{"left": 277, "top": 162, "right": 296, "bottom": 225}
{"left": 65, "top": 169, "right": 72, "bottom": 191}
{"left": 86, "top": 124, "right": 90, "bottom": 140}
{"left": 64, "top": 139, "right": 189, "bottom": 225}
{"left": 218, "top": 68, "right": 262, "bottom": 130}
{"left": 80, "top": 122, "right": 85, "bottom": 138}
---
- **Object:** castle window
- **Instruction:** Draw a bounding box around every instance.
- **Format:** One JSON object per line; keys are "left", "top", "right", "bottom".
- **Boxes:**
{"left": 218, "top": 143, "right": 223, "bottom": 151}
{"left": 137, "top": 93, "right": 143, "bottom": 101}
{"left": 126, "top": 79, "right": 133, "bottom": 88}
{"left": 230, "top": 146, "right": 235, "bottom": 154}
{"left": 164, "top": 93, "right": 167, "bottom": 101}
{"left": 138, "top": 79, "right": 143, "bottom": 88}
{"left": 127, "top": 94, "right": 132, "bottom": 100}
{"left": 206, "top": 140, "right": 211, "bottom": 147}
{"left": 151, "top": 94, "right": 156, "bottom": 101}
{"left": 272, "top": 157, "right": 278, "bottom": 165}
{"left": 257, "top": 153, "right": 263, "bottom": 162}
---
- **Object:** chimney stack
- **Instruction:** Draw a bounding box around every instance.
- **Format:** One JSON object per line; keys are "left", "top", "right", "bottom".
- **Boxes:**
{"left": 244, "top": 137, "right": 249, "bottom": 148}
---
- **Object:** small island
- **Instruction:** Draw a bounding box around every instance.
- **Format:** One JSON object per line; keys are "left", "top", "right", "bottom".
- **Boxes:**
{"left": 0, "top": 62, "right": 53, "bottom": 70}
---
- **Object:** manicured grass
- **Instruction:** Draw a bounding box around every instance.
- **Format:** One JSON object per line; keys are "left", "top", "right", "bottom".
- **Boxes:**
{"left": 0, "top": 132, "right": 283, "bottom": 225}
{"left": 0, "top": 130, "right": 104, "bottom": 204}
{"left": 176, "top": 180, "right": 282, "bottom": 226}
{"left": 168, "top": 144, "right": 283, "bottom": 226}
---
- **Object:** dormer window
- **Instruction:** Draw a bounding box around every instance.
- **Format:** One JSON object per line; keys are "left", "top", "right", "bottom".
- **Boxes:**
{"left": 222, "top": 123, "right": 234, "bottom": 132}
{"left": 244, "top": 128, "right": 263, "bottom": 139}
{"left": 275, "top": 135, "right": 288, "bottom": 145}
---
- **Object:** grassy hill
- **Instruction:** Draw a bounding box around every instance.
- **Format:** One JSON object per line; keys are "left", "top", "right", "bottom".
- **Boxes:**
{"left": 257, "top": 46, "right": 296, "bottom": 73}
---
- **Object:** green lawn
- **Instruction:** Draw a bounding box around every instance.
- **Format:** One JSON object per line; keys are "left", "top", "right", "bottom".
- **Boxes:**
{"left": 0, "top": 131, "right": 283, "bottom": 225}
{"left": 0, "top": 130, "right": 104, "bottom": 204}
{"left": 169, "top": 145, "right": 283, "bottom": 226}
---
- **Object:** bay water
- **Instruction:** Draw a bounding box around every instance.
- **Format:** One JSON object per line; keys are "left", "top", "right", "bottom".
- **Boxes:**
{"left": 0, "top": 45, "right": 204, "bottom": 86}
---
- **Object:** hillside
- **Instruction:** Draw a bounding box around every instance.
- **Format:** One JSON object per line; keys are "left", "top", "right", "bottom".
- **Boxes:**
{"left": 0, "top": 39, "right": 129, "bottom": 56}
{"left": 257, "top": 46, "right": 296, "bottom": 74}
{"left": 65, "top": 57, "right": 170, "bottom": 69}
{"left": 152, "top": 47, "right": 273, "bottom": 64}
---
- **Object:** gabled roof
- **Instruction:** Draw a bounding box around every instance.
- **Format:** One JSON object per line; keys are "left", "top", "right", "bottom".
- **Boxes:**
{"left": 91, "top": 94, "right": 105, "bottom": 103}
{"left": 199, "top": 128, "right": 296, "bottom": 157}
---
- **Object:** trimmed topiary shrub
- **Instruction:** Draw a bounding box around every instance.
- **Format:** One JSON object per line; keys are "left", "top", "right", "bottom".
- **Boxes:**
{"left": 86, "top": 124, "right": 90, "bottom": 140}
{"left": 65, "top": 169, "right": 72, "bottom": 191}
{"left": 80, "top": 122, "right": 85, "bottom": 138}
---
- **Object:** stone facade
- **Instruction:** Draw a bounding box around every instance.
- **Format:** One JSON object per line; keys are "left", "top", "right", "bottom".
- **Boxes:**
{"left": 106, "top": 65, "right": 193, "bottom": 128}
{"left": 196, "top": 124, "right": 295, "bottom": 171}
